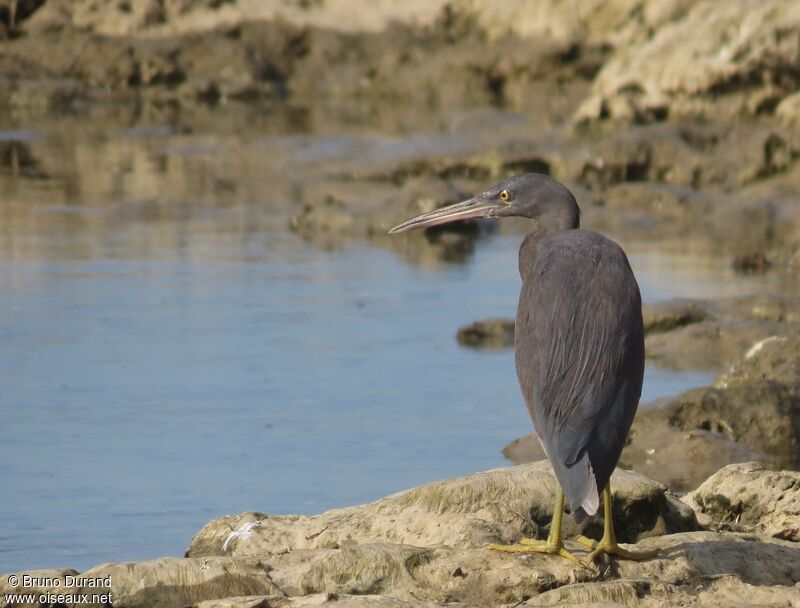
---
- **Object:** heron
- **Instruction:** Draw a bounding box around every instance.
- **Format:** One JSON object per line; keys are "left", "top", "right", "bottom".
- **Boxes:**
{"left": 389, "top": 173, "right": 657, "bottom": 566}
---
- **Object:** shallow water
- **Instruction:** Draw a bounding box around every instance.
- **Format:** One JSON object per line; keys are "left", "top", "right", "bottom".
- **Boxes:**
{"left": 0, "top": 114, "right": 779, "bottom": 572}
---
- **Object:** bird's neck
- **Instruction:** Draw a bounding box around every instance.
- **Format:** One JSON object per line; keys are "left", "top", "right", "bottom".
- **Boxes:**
{"left": 535, "top": 203, "right": 580, "bottom": 235}
{"left": 517, "top": 210, "right": 579, "bottom": 281}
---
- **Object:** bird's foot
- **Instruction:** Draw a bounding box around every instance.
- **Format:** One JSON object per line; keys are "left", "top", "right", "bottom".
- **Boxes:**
{"left": 488, "top": 538, "right": 586, "bottom": 567}
{"left": 575, "top": 535, "right": 658, "bottom": 563}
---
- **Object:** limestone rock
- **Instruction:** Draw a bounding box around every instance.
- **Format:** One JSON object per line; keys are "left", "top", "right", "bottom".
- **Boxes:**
{"left": 0, "top": 569, "right": 80, "bottom": 608}
{"left": 621, "top": 407, "right": 762, "bottom": 493}
{"left": 453, "top": 0, "right": 695, "bottom": 51}
{"left": 644, "top": 319, "right": 777, "bottom": 371}
{"left": 643, "top": 294, "right": 800, "bottom": 371}
{"left": 238, "top": 542, "right": 597, "bottom": 605}
{"left": 575, "top": 0, "right": 800, "bottom": 124}
{"left": 665, "top": 382, "right": 800, "bottom": 463}
{"left": 24, "top": 0, "right": 451, "bottom": 37}
{"left": 524, "top": 575, "right": 800, "bottom": 607}
{"left": 777, "top": 92, "right": 800, "bottom": 126}
{"left": 194, "top": 597, "right": 288, "bottom": 608}
{"left": 187, "top": 462, "right": 696, "bottom": 561}
{"left": 615, "top": 531, "right": 800, "bottom": 586}
{"left": 643, "top": 299, "right": 707, "bottom": 334}
{"left": 456, "top": 318, "right": 515, "bottom": 348}
{"left": 202, "top": 531, "right": 800, "bottom": 607}
{"left": 77, "top": 557, "right": 281, "bottom": 608}
{"left": 196, "top": 595, "right": 481, "bottom": 608}
{"left": 716, "top": 335, "right": 800, "bottom": 387}
{"left": 684, "top": 462, "right": 800, "bottom": 542}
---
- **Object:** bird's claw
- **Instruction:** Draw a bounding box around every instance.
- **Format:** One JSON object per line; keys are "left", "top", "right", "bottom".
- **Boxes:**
{"left": 575, "top": 534, "right": 598, "bottom": 550}
{"left": 488, "top": 539, "right": 588, "bottom": 568}
{"left": 589, "top": 543, "right": 658, "bottom": 563}
{"left": 575, "top": 536, "right": 658, "bottom": 564}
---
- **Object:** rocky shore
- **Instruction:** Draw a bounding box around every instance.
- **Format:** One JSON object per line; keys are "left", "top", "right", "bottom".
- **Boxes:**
{"left": 2, "top": 460, "right": 799, "bottom": 607}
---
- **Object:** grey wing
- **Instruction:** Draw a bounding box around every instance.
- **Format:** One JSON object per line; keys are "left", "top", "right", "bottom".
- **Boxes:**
{"left": 515, "top": 239, "right": 644, "bottom": 519}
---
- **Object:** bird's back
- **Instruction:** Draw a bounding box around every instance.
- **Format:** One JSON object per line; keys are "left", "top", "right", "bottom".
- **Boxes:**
{"left": 515, "top": 229, "right": 644, "bottom": 520}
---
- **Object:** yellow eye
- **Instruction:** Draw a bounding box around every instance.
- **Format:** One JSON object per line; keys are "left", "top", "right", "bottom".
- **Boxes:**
{"left": 500, "top": 190, "right": 510, "bottom": 201}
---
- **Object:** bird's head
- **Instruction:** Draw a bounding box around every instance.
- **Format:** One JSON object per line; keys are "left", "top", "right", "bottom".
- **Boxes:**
{"left": 389, "top": 173, "right": 580, "bottom": 234}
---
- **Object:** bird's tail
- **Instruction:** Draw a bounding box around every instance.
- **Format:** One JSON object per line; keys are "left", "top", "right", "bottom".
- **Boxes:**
{"left": 551, "top": 452, "right": 599, "bottom": 523}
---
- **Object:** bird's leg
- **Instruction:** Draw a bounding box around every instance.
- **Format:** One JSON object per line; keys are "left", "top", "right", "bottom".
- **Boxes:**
{"left": 487, "top": 488, "right": 584, "bottom": 567}
{"left": 575, "top": 485, "right": 658, "bottom": 563}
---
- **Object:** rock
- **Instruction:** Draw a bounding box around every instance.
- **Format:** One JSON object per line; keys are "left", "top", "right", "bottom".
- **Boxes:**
{"left": 290, "top": 177, "right": 473, "bottom": 246}
{"left": 195, "top": 597, "right": 289, "bottom": 608}
{"left": 776, "top": 91, "right": 800, "bottom": 126}
{"left": 692, "top": 577, "right": 800, "bottom": 608}
{"left": 0, "top": 569, "right": 80, "bottom": 607}
{"left": 196, "top": 595, "right": 480, "bottom": 608}
{"left": 525, "top": 569, "right": 800, "bottom": 607}
{"left": 613, "top": 531, "right": 800, "bottom": 586}
{"left": 683, "top": 462, "right": 800, "bottom": 542}
{"left": 717, "top": 295, "right": 800, "bottom": 325}
{"left": 575, "top": 0, "right": 800, "bottom": 124}
{"left": 456, "top": 318, "right": 515, "bottom": 348}
{"left": 187, "top": 461, "right": 696, "bottom": 561}
{"left": 4, "top": 1, "right": 597, "bottom": 116}
{"left": 643, "top": 299, "right": 707, "bottom": 334}
{"left": 203, "top": 531, "right": 800, "bottom": 607}
{"left": 621, "top": 407, "right": 763, "bottom": 492}
{"left": 644, "top": 295, "right": 800, "bottom": 371}
{"left": 78, "top": 557, "right": 281, "bottom": 608}
{"left": 188, "top": 529, "right": 800, "bottom": 607}
{"left": 24, "top": 0, "right": 453, "bottom": 37}
{"left": 644, "top": 319, "right": 779, "bottom": 371}
{"left": 264, "top": 543, "right": 591, "bottom": 606}
{"left": 665, "top": 381, "right": 800, "bottom": 465}
{"left": 733, "top": 251, "right": 771, "bottom": 274}
{"left": 574, "top": 124, "right": 729, "bottom": 189}
{"left": 716, "top": 335, "right": 800, "bottom": 387}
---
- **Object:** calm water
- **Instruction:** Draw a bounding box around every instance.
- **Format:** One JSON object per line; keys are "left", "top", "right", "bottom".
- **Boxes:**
{"left": 0, "top": 114, "right": 780, "bottom": 572}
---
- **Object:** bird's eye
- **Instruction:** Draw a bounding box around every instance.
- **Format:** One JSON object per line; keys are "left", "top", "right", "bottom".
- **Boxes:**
{"left": 500, "top": 190, "right": 511, "bottom": 202}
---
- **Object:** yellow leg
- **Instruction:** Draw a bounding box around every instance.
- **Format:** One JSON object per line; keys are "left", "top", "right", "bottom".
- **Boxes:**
{"left": 488, "top": 489, "right": 585, "bottom": 567}
{"left": 575, "top": 485, "right": 658, "bottom": 563}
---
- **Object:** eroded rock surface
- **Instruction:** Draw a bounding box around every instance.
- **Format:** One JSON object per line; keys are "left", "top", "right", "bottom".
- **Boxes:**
{"left": 456, "top": 319, "right": 515, "bottom": 348}
{"left": 575, "top": 0, "right": 800, "bottom": 124}
{"left": 684, "top": 462, "right": 800, "bottom": 542}
{"left": 186, "top": 461, "right": 696, "bottom": 560}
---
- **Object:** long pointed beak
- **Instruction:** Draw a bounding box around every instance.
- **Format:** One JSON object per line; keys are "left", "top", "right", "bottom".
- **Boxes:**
{"left": 388, "top": 196, "right": 501, "bottom": 234}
